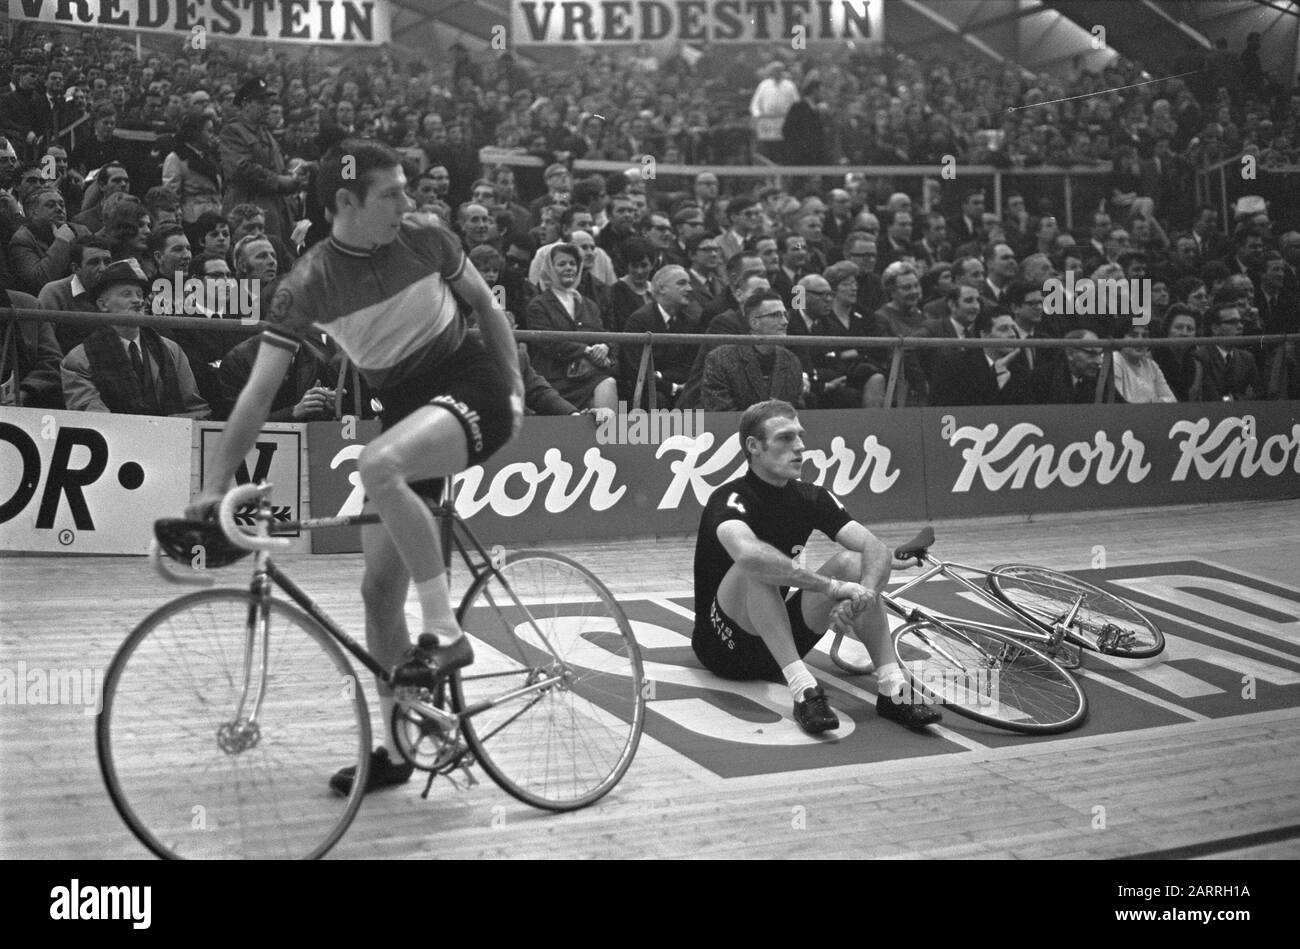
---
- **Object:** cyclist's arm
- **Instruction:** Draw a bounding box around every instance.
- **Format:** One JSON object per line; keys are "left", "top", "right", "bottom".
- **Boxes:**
{"left": 451, "top": 261, "right": 525, "bottom": 408}
{"left": 187, "top": 343, "right": 290, "bottom": 515}
{"left": 716, "top": 519, "right": 837, "bottom": 596}
{"left": 833, "top": 521, "right": 892, "bottom": 595}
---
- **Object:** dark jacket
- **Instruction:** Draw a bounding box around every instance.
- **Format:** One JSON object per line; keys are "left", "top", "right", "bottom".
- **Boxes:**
{"left": 930, "top": 348, "right": 1032, "bottom": 407}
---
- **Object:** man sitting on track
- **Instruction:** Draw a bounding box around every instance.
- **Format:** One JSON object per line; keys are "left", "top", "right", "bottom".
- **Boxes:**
{"left": 188, "top": 139, "right": 524, "bottom": 795}
{"left": 692, "top": 399, "right": 941, "bottom": 734}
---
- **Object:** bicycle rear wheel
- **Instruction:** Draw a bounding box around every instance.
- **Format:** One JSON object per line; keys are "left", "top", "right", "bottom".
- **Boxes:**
{"left": 451, "top": 551, "right": 644, "bottom": 811}
{"left": 987, "top": 564, "right": 1165, "bottom": 658}
{"left": 891, "top": 620, "right": 1087, "bottom": 734}
{"left": 97, "top": 590, "right": 371, "bottom": 859}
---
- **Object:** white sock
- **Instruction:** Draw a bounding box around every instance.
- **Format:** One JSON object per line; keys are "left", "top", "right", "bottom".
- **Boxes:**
{"left": 782, "top": 660, "right": 818, "bottom": 702}
{"left": 875, "top": 662, "right": 908, "bottom": 698}
{"left": 415, "top": 575, "right": 462, "bottom": 643}
{"left": 378, "top": 691, "right": 401, "bottom": 760}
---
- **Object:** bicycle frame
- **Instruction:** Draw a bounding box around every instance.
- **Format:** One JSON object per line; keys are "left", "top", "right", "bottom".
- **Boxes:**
{"left": 153, "top": 485, "right": 575, "bottom": 740}
{"left": 830, "top": 550, "right": 1084, "bottom": 675}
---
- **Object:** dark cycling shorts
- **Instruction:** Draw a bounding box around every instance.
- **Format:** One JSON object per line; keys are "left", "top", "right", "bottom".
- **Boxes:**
{"left": 692, "top": 592, "right": 823, "bottom": 683}
{"left": 376, "top": 334, "right": 513, "bottom": 498}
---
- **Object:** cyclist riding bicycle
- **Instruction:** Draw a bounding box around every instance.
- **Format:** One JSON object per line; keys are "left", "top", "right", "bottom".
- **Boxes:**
{"left": 188, "top": 139, "right": 524, "bottom": 796}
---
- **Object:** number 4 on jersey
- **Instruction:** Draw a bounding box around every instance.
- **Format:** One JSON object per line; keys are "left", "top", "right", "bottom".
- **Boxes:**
{"left": 726, "top": 493, "right": 747, "bottom": 515}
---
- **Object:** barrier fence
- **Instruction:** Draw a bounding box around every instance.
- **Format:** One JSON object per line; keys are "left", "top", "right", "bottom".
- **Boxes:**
{"left": 4, "top": 306, "right": 1298, "bottom": 413}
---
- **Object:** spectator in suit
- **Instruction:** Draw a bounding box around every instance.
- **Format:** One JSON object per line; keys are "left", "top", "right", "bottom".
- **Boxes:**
{"left": 73, "top": 161, "right": 131, "bottom": 232}
{"left": 162, "top": 112, "right": 223, "bottom": 224}
{"left": 677, "top": 269, "right": 772, "bottom": 409}
{"left": 1225, "top": 225, "right": 1265, "bottom": 278}
{"left": 982, "top": 241, "right": 1018, "bottom": 306}
{"left": 39, "top": 236, "right": 111, "bottom": 353}
{"left": 0, "top": 286, "right": 63, "bottom": 409}
{"left": 8, "top": 187, "right": 91, "bottom": 293}
{"left": 68, "top": 104, "right": 124, "bottom": 178}
{"left": 0, "top": 63, "right": 41, "bottom": 157}
{"left": 663, "top": 207, "right": 704, "bottom": 268}
{"left": 1154, "top": 305, "right": 1202, "bottom": 401}
{"left": 220, "top": 78, "right": 304, "bottom": 242}
{"left": 146, "top": 223, "right": 192, "bottom": 282}
{"left": 925, "top": 283, "right": 983, "bottom": 351}
{"left": 1190, "top": 206, "right": 1232, "bottom": 262}
{"left": 930, "top": 308, "right": 1032, "bottom": 407}
{"left": 220, "top": 331, "right": 340, "bottom": 423}
{"left": 717, "top": 194, "right": 762, "bottom": 263}
{"left": 947, "top": 190, "right": 985, "bottom": 249}
{"left": 693, "top": 173, "right": 722, "bottom": 233}
{"left": 1031, "top": 330, "right": 1113, "bottom": 404}
{"left": 913, "top": 212, "right": 951, "bottom": 268}
{"left": 527, "top": 162, "right": 573, "bottom": 225}
{"left": 685, "top": 231, "right": 726, "bottom": 310}
{"left": 822, "top": 189, "right": 855, "bottom": 250}
{"left": 60, "top": 258, "right": 209, "bottom": 417}
{"left": 1196, "top": 296, "right": 1261, "bottom": 401}
{"left": 878, "top": 210, "right": 916, "bottom": 271}
{"left": 525, "top": 243, "right": 618, "bottom": 411}
{"left": 1112, "top": 318, "right": 1176, "bottom": 403}
{"left": 702, "top": 290, "right": 806, "bottom": 411}
{"left": 771, "top": 230, "right": 811, "bottom": 307}
{"left": 619, "top": 264, "right": 701, "bottom": 407}
{"left": 595, "top": 191, "right": 638, "bottom": 274}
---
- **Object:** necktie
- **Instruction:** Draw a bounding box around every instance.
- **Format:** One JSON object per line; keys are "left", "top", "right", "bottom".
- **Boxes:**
{"left": 129, "top": 340, "right": 144, "bottom": 382}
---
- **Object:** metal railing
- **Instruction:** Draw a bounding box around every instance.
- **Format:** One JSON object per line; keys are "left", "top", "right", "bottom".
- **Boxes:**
{"left": 6, "top": 305, "right": 1296, "bottom": 412}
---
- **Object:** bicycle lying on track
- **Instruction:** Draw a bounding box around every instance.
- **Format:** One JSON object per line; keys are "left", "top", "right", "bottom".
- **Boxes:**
{"left": 828, "top": 526, "right": 1166, "bottom": 735}
{"left": 96, "top": 482, "right": 646, "bottom": 860}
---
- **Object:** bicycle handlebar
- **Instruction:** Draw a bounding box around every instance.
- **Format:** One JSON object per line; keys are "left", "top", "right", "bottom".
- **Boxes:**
{"left": 148, "top": 538, "right": 215, "bottom": 587}
{"left": 219, "top": 483, "right": 292, "bottom": 553}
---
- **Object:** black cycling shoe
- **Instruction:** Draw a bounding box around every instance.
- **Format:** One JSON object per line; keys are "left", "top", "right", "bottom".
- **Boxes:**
{"left": 391, "top": 635, "right": 475, "bottom": 690}
{"left": 876, "top": 690, "right": 943, "bottom": 729}
{"left": 329, "top": 747, "right": 415, "bottom": 797}
{"left": 793, "top": 686, "right": 840, "bottom": 735}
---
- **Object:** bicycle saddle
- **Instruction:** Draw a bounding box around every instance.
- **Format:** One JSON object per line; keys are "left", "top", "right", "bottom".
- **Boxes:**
{"left": 894, "top": 526, "right": 935, "bottom": 563}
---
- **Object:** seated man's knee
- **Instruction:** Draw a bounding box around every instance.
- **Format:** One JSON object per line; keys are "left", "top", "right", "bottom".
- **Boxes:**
{"left": 825, "top": 549, "right": 863, "bottom": 579}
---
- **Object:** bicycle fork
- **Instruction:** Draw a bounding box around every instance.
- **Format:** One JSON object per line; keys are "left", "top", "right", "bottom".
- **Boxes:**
{"left": 216, "top": 563, "right": 275, "bottom": 755}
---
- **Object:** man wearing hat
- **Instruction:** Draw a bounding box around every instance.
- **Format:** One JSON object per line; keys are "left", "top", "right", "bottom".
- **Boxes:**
{"left": 59, "top": 258, "right": 210, "bottom": 417}
{"left": 219, "top": 77, "right": 304, "bottom": 243}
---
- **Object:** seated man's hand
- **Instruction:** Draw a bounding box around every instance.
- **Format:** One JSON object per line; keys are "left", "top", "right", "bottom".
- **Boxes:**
{"left": 291, "top": 385, "right": 335, "bottom": 420}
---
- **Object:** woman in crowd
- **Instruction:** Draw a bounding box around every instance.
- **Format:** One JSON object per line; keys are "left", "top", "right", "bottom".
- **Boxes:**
{"left": 608, "top": 237, "right": 657, "bottom": 333}
{"left": 524, "top": 244, "right": 619, "bottom": 412}
{"left": 1153, "top": 304, "right": 1203, "bottom": 401}
{"left": 1112, "top": 318, "right": 1177, "bottom": 403}
{"left": 185, "top": 211, "right": 232, "bottom": 263}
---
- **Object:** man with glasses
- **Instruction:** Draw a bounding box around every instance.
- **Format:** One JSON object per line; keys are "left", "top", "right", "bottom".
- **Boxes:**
{"left": 1031, "top": 329, "right": 1114, "bottom": 404}
{"left": 685, "top": 232, "right": 725, "bottom": 309}
{"left": 641, "top": 212, "right": 674, "bottom": 254}
{"left": 1196, "top": 295, "right": 1261, "bottom": 400}
{"left": 843, "top": 231, "right": 886, "bottom": 314}
{"left": 701, "top": 290, "right": 806, "bottom": 412}
{"left": 665, "top": 207, "right": 704, "bottom": 267}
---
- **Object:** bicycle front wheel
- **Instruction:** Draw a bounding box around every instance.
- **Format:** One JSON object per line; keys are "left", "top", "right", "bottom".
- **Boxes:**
{"left": 891, "top": 620, "right": 1087, "bottom": 734}
{"left": 987, "top": 564, "right": 1165, "bottom": 658}
{"left": 97, "top": 590, "right": 371, "bottom": 859}
{"left": 452, "top": 551, "right": 645, "bottom": 811}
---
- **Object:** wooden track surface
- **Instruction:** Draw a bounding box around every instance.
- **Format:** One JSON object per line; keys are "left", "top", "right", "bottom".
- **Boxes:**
{"left": 3, "top": 499, "right": 1298, "bottom": 859}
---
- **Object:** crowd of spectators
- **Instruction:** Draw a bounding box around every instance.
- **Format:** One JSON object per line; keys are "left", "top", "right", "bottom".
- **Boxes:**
{"left": 2, "top": 24, "right": 1298, "bottom": 417}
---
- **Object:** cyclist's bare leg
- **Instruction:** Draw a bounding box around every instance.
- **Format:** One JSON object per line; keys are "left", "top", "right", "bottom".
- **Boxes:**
{"left": 360, "top": 515, "right": 412, "bottom": 757}
{"left": 357, "top": 405, "right": 468, "bottom": 644}
{"left": 800, "top": 550, "right": 892, "bottom": 665}
{"left": 716, "top": 564, "right": 800, "bottom": 670}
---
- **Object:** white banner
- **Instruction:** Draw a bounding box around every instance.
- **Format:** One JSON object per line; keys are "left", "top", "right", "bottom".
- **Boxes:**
{"left": 511, "top": 0, "right": 883, "bottom": 45}
{"left": 0, "top": 407, "right": 192, "bottom": 554}
{"left": 7, "top": 0, "right": 392, "bottom": 46}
